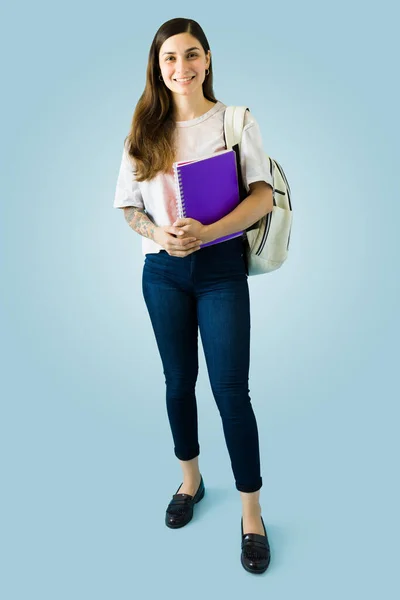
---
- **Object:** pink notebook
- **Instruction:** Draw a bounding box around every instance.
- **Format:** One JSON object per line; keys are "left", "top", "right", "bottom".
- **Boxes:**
{"left": 173, "top": 149, "right": 243, "bottom": 248}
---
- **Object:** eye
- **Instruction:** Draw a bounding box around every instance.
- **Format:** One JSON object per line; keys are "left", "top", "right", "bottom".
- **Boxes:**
{"left": 165, "top": 53, "right": 198, "bottom": 62}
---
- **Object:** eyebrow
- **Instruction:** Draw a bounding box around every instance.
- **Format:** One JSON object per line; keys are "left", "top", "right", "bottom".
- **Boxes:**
{"left": 162, "top": 47, "right": 200, "bottom": 55}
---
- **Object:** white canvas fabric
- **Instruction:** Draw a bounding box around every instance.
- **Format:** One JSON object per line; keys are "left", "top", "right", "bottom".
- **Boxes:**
{"left": 224, "top": 106, "right": 293, "bottom": 275}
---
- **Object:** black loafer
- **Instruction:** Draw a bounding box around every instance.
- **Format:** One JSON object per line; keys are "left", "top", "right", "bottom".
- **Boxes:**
{"left": 240, "top": 515, "right": 271, "bottom": 574}
{"left": 165, "top": 475, "right": 205, "bottom": 528}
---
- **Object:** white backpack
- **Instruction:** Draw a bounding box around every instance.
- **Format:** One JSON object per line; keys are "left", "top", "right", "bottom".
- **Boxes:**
{"left": 223, "top": 106, "right": 293, "bottom": 276}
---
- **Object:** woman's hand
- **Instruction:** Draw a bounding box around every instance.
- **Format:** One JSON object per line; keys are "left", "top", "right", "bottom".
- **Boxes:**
{"left": 153, "top": 225, "right": 203, "bottom": 257}
{"left": 173, "top": 218, "right": 212, "bottom": 244}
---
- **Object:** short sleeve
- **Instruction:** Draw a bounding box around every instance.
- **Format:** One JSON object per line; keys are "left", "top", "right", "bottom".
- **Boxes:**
{"left": 239, "top": 111, "right": 273, "bottom": 193}
{"left": 113, "top": 145, "right": 145, "bottom": 209}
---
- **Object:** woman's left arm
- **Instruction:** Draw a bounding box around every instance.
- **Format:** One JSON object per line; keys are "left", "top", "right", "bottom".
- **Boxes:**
{"left": 202, "top": 181, "right": 273, "bottom": 243}
{"left": 173, "top": 182, "right": 273, "bottom": 244}
{"left": 174, "top": 113, "right": 274, "bottom": 243}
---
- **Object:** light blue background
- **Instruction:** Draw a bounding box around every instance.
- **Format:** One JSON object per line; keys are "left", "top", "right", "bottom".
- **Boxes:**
{"left": 1, "top": 0, "right": 399, "bottom": 598}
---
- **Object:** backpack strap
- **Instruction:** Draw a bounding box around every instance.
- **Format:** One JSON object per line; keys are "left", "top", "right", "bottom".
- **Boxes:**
{"left": 223, "top": 106, "right": 249, "bottom": 148}
{"left": 223, "top": 106, "right": 251, "bottom": 207}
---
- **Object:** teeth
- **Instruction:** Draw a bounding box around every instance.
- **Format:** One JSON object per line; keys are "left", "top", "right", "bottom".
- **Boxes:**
{"left": 175, "top": 77, "right": 193, "bottom": 82}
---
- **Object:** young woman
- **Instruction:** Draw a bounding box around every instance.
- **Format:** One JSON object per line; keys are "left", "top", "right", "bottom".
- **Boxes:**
{"left": 114, "top": 17, "right": 274, "bottom": 575}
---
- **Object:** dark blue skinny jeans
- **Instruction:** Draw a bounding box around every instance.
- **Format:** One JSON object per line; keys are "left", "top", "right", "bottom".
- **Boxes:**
{"left": 141, "top": 236, "right": 262, "bottom": 493}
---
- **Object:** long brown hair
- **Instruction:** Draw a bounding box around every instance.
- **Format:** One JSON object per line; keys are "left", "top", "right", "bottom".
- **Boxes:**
{"left": 125, "top": 18, "right": 218, "bottom": 182}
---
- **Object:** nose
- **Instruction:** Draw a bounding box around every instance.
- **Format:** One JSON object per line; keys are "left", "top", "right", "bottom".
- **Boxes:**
{"left": 174, "top": 56, "right": 191, "bottom": 75}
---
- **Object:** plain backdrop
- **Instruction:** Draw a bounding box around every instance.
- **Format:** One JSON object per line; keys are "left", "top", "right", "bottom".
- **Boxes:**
{"left": 1, "top": 1, "right": 399, "bottom": 598}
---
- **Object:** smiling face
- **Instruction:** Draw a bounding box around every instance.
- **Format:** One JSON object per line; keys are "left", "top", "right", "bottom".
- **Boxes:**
{"left": 158, "top": 32, "right": 211, "bottom": 98}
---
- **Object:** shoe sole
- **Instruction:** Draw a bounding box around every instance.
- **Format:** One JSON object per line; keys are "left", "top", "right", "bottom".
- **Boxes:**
{"left": 165, "top": 486, "right": 205, "bottom": 529}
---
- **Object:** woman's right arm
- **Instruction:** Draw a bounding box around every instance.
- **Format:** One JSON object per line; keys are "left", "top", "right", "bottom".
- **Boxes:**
{"left": 123, "top": 206, "right": 158, "bottom": 241}
{"left": 123, "top": 206, "right": 202, "bottom": 256}
{"left": 116, "top": 149, "right": 190, "bottom": 248}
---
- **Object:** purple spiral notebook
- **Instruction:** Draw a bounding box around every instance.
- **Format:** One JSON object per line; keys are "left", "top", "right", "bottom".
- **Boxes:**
{"left": 173, "top": 148, "right": 243, "bottom": 248}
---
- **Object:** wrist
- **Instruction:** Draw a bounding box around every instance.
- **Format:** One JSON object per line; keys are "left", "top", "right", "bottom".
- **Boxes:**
{"left": 152, "top": 225, "right": 161, "bottom": 242}
{"left": 202, "top": 223, "right": 217, "bottom": 244}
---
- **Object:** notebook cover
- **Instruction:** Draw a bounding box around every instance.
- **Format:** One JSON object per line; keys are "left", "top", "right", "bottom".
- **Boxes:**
{"left": 174, "top": 150, "right": 243, "bottom": 248}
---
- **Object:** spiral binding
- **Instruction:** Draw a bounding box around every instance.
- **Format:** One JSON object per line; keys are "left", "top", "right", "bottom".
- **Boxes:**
{"left": 173, "top": 163, "right": 187, "bottom": 219}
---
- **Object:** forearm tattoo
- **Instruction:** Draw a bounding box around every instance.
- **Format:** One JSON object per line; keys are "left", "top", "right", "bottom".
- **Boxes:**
{"left": 123, "top": 207, "right": 157, "bottom": 240}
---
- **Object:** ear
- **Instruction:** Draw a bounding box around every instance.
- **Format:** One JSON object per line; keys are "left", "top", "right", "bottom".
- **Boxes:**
{"left": 206, "top": 50, "right": 211, "bottom": 69}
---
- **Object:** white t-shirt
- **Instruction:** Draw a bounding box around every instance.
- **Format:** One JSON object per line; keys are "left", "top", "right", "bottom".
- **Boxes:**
{"left": 113, "top": 100, "right": 273, "bottom": 255}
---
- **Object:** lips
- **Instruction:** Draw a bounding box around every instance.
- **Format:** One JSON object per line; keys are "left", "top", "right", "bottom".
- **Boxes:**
{"left": 174, "top": 76, "right": 195, "bottom": 82}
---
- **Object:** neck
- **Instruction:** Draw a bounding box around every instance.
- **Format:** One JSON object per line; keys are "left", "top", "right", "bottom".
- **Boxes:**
{"left": 172, "top": 93, "right": 215, "bottom": 122}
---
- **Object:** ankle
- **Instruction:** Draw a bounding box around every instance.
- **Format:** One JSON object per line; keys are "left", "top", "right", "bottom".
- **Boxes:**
{"left": 184, "top": 473, "right": 201, "bottom": 483}
{"left": 242, "top": 502, "right": 262, "bottom": 516}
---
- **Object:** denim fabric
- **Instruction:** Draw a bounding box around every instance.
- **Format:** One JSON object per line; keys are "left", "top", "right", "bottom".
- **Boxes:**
{"left": 141, "top": 235, "right": 262, "bottom": 493}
